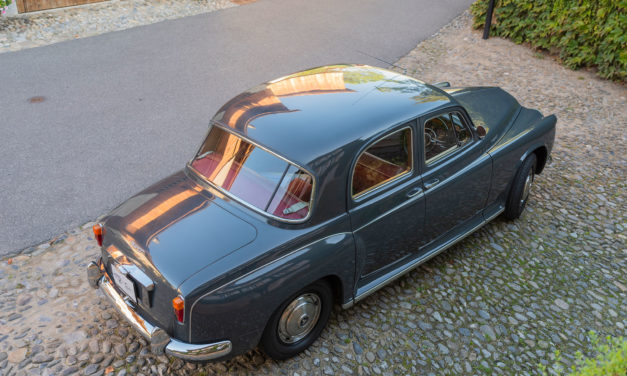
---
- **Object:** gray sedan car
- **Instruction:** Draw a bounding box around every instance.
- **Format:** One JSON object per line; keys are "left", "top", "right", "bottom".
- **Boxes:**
{"left": 87, "top": 64, "right": 556, "bottom": 361}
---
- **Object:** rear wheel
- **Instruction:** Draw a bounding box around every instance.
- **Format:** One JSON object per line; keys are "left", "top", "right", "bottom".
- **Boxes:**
{"left": 261, "top": 280, "right": 333, "bottom": 360}
{"left": 504, "top": 154, "right": 537, "bottom": 220}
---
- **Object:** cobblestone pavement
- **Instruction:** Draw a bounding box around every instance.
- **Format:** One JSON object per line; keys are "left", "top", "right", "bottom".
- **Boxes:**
{"left": 1, "top": 11, "right": 626, "bottom": 376}
{"left": 0, "top": 0, "right": 236, "bottom": 53}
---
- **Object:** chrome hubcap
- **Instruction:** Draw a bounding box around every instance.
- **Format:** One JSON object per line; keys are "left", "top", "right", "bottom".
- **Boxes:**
{"left": 521, "top": 169, "right": 534, "bottom": 205}
{"left": 277, "top": 293, "right": 321, "bottom": 344}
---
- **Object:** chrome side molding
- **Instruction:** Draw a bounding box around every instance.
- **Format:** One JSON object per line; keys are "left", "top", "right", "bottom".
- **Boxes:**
{"left": 344, "top": 207, "right": 505, "bottom": 308}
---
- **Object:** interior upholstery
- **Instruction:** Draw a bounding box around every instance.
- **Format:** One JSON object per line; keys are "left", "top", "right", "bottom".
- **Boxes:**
{"left": 190, "top": 152, "right": 223, "bottom": 178}
{"left": 270, "top": 175, "right": 312, "bottom": 219}
{"left": 192, "top": 154, "right": 312, "bottom": 219}
{"left": 353, "top": 152, "right": 406, "bottom": 196}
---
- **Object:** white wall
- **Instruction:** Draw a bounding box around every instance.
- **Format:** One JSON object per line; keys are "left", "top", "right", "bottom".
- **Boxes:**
{"left": 3, "top": 1, "right": 19, "bottom": 16}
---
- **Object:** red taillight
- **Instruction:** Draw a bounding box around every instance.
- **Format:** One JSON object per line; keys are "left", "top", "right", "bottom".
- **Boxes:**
{"left": 93, "top": 224, "right": 104, "bottom": 246}
{"left": 172, "top": 296, "right": 184, "bottom": 323}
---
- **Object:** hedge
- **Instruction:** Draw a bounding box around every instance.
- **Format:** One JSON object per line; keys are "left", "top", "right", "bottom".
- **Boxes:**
{"left": 470, "top": 0, "right": 626, "bottom": 81}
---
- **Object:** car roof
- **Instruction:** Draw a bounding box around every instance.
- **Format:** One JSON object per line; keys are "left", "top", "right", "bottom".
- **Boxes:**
{"left": 211, "top": 64, "right": 454, "bottom": 172}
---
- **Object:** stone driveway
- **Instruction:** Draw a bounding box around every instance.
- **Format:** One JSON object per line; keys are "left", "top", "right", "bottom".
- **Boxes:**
{"left": 0, "top": 11, "right": 625, "bottom": 376}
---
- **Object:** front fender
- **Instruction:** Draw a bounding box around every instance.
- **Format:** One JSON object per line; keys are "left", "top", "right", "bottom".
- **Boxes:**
{"left": 487, "top": 111, "right": 557, "bottom": 207}
{"left": 187, "top": 231, "right": 355, "bottom": 356}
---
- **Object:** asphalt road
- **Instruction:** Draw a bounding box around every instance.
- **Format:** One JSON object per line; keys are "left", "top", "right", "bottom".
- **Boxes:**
{"left": 0, "top": 0, "right": 474, "bottom": 256}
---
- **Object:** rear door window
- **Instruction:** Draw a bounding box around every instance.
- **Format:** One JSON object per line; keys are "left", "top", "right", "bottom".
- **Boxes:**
{"left": 352, "top": 128, "right": 412, "bottom": 197}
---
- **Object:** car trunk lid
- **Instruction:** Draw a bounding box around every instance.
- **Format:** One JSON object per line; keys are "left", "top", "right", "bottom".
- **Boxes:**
{"left": 102, "top": 171, "right": 257, "bottom": 289}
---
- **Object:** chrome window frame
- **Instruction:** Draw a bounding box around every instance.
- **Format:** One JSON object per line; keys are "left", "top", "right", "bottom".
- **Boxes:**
{"left": 350, "top": 126, "right": 414, "bottom": 200}
{"left": 449, "top": 111, "right": 473, "bottom": 147}
{"left": 423, "top": 110, "right": 474, "bottom": 167}
{"left": 186, "top": 122, "right": 316, "bottom": 224}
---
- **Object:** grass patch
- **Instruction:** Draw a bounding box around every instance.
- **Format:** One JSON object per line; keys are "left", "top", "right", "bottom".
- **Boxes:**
{"left": 539, "top": 332, "right": 626, "bottom": 375}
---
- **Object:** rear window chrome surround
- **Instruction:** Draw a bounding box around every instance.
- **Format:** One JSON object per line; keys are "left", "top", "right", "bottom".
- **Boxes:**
{"left": 350, "top": 125, "right": 414, "bottom": 201}
{"left": 187, "top": 122, "right": 316, "bottom": 224}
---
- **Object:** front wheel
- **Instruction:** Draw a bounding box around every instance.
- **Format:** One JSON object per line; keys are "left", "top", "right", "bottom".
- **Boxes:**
{"left": 260, "top": 280, "right": 333, "bottom": 360}
{"left": 503, "top": 154, "right": 537, "bottom": 220}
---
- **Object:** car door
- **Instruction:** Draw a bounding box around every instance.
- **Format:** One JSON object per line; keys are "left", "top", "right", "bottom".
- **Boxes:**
{"left": 419, "top": 108, "right": 492, "bottom": 247}
{"left": 348, "top": 121, "right": 427, "bottom": 283}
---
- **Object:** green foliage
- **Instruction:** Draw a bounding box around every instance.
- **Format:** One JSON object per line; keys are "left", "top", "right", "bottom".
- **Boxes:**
{"left": 538, "top": 331, "right": 627, "bottom": 375}
{"left": 1, "top": 0, "right": 12, "bottom": 13}
{"left": 470, "top": 0, "right": 627, "bottom": 81}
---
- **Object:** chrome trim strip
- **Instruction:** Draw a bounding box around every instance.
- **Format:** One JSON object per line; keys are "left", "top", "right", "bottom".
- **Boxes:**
{"left": 484, "top": 205, "right": 505, "bottom": 223}
{"left": 165, "top": 339, "right": 232, "bottom": 362}
{"left": 351, "top": 126, "right": 414, "bottom": 201}
{"left": 188, "top": 232, "right": 351, "bottom": 341}
{"left": 97, "top": 274, "right": 233, "bottom": 361}
{"left": 350, "top": 207, "right": 505, "bottom": 305}
{"left": 187, "top": 122, "right": 316, "bottom": 224}
{"left": 426, "top": 144, "right": 458, "bottom": 165}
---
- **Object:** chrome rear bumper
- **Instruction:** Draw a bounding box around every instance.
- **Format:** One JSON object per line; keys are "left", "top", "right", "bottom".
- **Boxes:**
{"left": 87, "top": 261, "right": 231, "bottom": 361}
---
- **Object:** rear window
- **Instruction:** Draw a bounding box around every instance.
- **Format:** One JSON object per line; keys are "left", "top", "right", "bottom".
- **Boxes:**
{"left": 189, "top": 126, "right": 313, "bottom": 221}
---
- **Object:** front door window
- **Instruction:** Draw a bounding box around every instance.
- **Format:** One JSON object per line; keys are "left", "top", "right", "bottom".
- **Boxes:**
{"left": 424, "top": 111, "right": 472, "bottom": 164}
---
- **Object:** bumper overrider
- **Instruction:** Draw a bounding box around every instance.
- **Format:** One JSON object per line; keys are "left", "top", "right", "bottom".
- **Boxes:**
{"left": 87, "top": 259, "right": 231, "bottom": 361}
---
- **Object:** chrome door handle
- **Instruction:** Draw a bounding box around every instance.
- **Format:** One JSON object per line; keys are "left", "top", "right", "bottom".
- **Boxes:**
{"left": 424, "top": 179, "right": 440, "bottom": 190}
{"left": 407, "top": 186, "right": 423, "bottom": 198}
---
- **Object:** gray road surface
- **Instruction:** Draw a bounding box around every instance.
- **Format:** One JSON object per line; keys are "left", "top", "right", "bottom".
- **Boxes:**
{"left": 0, "top": 0, "right": 474, "bottom": 256}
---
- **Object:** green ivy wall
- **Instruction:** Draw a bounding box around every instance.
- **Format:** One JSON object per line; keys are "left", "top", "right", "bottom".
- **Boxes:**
{"left": 471, "top": 0, "right": 626, "bottom": 81}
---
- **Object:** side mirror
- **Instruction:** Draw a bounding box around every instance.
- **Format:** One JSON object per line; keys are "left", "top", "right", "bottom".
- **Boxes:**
{"left": 433, "top": 81, "right": 451, "bottom": 88}
{"left": 476, "top": 125, "right": 487, "bottom": 139}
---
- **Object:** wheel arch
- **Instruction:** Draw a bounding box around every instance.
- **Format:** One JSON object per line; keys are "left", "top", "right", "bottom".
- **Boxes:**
{"left": 532, "top": 146, "right": 548, "bottom": 174}
{"left": 516, "top": 142, "right": 545, "bottom": 176}
{"left": 320, "top": 274, "right": 344, "bottom": 304}
{"left": 258, "top": 273, "right": 344, "bottom": 339}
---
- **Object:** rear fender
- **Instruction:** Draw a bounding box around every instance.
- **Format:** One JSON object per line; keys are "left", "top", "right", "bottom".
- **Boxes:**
{"left": 187, "top": 232, "right": 356, "bottom": 356}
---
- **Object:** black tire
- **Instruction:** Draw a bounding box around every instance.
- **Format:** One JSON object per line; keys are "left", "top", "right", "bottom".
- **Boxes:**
{"left": 260, "top": 280, "right": 333, "bottom": 360}
{"left": 503, "top": 153, "right": 537, "bottom": 220}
